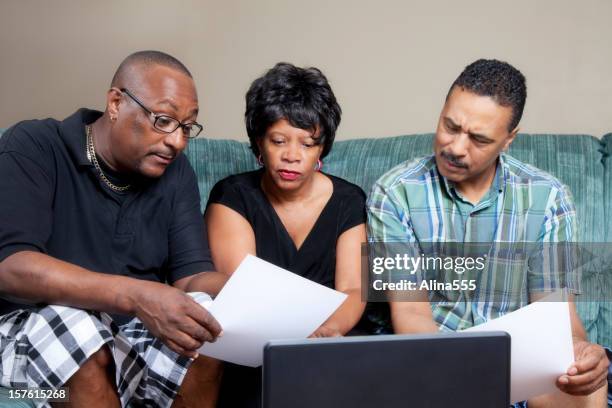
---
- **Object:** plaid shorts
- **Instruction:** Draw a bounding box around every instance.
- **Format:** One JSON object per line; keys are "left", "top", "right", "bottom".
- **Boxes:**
{"left": 0, "top": 292, "right": 211, "bottom": 408}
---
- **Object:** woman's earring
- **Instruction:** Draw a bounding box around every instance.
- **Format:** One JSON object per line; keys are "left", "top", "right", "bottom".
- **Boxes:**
{"left": 315, "top": 158, "right": 323, "bottom": 172}
{"left": 257, "top": 154, "right": 265, "bottom": 167}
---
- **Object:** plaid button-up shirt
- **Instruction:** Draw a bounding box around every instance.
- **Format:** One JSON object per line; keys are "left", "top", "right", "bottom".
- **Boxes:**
{"left": 367, "top": 153, "right": 578, "bottom": 331}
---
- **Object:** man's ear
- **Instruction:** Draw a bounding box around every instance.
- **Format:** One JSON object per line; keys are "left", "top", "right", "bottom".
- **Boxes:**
{"left": 106, "top": 87, "right": 123, "bottom": 121}
{"left": 502, "top": 126, "right": 520, "bottom": 152}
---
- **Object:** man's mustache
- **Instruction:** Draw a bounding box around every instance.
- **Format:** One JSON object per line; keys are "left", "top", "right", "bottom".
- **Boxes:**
{"left": 440, "top": 150, "right": 468, "bottom": 168}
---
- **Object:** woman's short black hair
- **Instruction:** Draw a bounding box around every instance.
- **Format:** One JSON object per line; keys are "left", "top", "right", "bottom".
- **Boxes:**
{"left": 245, "top": 62, "right": 341, "bottom": 158}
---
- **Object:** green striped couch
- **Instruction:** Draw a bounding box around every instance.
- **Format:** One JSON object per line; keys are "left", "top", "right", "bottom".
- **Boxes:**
{"left": 1, "top": 129, "right": 611, "bottom": 406}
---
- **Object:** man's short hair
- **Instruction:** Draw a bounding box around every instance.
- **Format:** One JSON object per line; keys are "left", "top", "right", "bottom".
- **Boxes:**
{"left": 111, "top": 50, "right": 192, "bottom": 87}
{"left": 245, "top": 62, "right": 342, "bottom": 159}
{"left": 447, "top": 59, "right": 527, "bottom": 131}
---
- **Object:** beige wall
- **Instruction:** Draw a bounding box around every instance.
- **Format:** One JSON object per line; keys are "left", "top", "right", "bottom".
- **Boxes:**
{"left": 1, "top": 0, "right": 610, "bottom": 139}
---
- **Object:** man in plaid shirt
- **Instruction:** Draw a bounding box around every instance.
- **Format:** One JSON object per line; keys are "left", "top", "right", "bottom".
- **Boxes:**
{"left": 367, "top": 59, "right": 609, "bottom": 407}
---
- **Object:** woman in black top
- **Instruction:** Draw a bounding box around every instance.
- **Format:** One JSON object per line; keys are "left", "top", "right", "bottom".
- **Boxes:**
{"left": 205, "top": 63, "right": 366, "bottom": 407}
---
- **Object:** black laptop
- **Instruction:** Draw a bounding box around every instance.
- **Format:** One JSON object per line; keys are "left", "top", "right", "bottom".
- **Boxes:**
{"left": 263, "top": 331, "right": 510, "bottom": 408}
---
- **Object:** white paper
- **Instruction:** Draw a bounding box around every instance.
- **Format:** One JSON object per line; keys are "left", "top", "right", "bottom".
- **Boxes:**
{"left": 464, "top": 293, "right": 574, "bottom": 403}
{"left": 198, "top": 255, "right": 348, "bottom": 367}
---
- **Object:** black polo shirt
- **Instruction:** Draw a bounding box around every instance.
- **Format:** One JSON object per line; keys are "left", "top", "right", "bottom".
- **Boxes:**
{"left": 0, "top": 109, "right": 214, "bottom": 315}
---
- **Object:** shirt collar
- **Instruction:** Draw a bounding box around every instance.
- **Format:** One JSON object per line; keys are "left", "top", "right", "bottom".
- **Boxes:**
{"left": 58, "top": 108, "right": 103, "bottom": 168}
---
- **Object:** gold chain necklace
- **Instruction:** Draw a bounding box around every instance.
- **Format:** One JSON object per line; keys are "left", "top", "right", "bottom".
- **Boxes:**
{"left": 85, "top": 125, "right": 131, "bottom": 192}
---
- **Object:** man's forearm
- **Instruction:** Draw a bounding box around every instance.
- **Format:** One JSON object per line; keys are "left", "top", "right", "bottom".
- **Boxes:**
{"left": 390, "top": 301, "right": 438, "bottom": 334}
{"left": 179, "top": 271, "right": 228, "bottom": 297}
{"left": 392, "top": 312, "right": 439, "bottom": 334}
{"left": 0, "top": 250, "right": 149, "bottom": 315}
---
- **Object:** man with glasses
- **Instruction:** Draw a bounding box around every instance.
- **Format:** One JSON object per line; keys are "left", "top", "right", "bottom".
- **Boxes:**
{"left": 0, "top": 50, "right": 226, "bottom": 407}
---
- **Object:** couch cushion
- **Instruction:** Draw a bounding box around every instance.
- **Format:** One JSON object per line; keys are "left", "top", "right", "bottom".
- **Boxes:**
{"left": 324, "top": 133, "right": 434, "bottom": 194}
{"left": 597, "top": 132, "right": 612, "bottom": 348}
{"left": 602, "top": 133, "right": 612, "bottom": 242}
{"left": 506, "top": 134, "right": 608, "bottom": 347}
{"left": 508, "top": 134, "right": 606, "bottom": 242}
{"left": 184, "top": 138, "right": 258, "bottom": 211}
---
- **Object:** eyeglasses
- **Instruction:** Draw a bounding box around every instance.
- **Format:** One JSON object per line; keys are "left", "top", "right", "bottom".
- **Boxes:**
{"left": 120, "top": 88, "right": 203, "bottom": 139}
